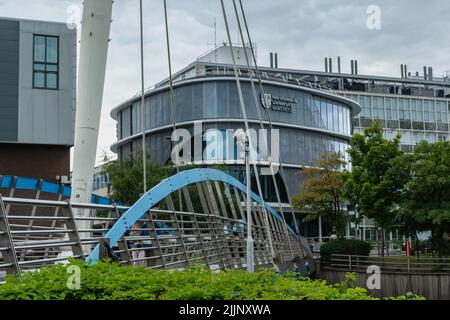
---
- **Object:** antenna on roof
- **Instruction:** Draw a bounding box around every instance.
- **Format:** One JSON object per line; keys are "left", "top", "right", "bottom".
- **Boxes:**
{"left": 207, "top": 16, "right": 217, "bottom": 48}
{"left": 206, "top": 17, "right": 218, "bottom": 62}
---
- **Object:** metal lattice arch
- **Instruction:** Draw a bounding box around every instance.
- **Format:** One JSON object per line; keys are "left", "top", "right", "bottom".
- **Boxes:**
{"left": 87, "top": 168, "right": 308, "bottom": 268}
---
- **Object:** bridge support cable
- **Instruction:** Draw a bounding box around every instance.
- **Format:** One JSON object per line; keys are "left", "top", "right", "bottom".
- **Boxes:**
{"left": 139, "top": 0, "right": 148, "bottom": 193}
{"left": 236, "top": 0, "right": 312, "bottom": 257}
{"left": 163, "top": 0, "right": 183, "bottom": 212}
{"left": 230, "top": 0, "right": 297, "bottom": 259}
{"left": 220, "top": 0, "right": 279, "bottom": 270}
{"left": 220, "top": 0, "right": 302, "bottom": 261}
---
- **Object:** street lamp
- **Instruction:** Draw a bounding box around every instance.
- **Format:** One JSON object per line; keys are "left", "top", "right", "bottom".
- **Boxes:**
{"left": 235, "top": 129, "right": 254, "bottom": 272}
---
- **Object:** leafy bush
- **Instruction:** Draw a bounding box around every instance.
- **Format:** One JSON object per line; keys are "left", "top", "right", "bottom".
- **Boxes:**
{"left": 0, "top": 260, "right": 423, "bottom": 300}
{"left": 320, "top": 239, "right": 371, "bottom": 257}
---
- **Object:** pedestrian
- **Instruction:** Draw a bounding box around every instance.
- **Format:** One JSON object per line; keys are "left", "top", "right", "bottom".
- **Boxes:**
{"left": 130, "top": 221, "right": 146, "bottom": 266}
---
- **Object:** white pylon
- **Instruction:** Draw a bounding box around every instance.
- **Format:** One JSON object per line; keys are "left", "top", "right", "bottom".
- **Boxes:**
{"left": 71, "top": 0, "right": 113, "bottom": 252}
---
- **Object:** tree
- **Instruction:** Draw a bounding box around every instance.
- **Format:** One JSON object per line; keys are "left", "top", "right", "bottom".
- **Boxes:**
{"left": 343, "top": 121, "right": 404, "bottom": 256}
{"left": 395, "top": 141, "right": 450, "bottom": 256}
{"left": 105, "top": 155, "right": 226, "bottom": 214}
{"left": 293, "top": 152, "right": 347, "bottom": 238}
{"left": 105, "top": 155, "right": 173, "bottom": 206}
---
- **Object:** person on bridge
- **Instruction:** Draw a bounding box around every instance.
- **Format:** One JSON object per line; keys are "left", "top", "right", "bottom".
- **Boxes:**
{"left": 130, "top": 221, "right": 146, "bottom": 266}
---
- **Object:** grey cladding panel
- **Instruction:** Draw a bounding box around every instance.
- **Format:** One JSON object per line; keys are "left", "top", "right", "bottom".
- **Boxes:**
{"left": 0, "top": 19, "right": 19, "bottom": 142}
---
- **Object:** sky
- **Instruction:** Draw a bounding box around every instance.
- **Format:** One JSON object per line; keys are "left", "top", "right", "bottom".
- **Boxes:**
{"left": 1, "top": 0, "right": 449, "bottom": 167}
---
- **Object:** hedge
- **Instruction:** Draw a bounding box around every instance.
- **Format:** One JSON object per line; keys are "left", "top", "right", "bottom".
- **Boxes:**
{"left": 0, "top": 260, "right": 423, "bottom": 300}
{"left": 320, "top": 239, "right": 372, "bottom": 257}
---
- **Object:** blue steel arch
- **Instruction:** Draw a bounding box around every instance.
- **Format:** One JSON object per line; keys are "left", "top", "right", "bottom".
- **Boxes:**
{"left": 0, "top": 175, "right": 120, "bottom": 206}
{"left": 87, "top": 168, "right": 298, "bottom": 263}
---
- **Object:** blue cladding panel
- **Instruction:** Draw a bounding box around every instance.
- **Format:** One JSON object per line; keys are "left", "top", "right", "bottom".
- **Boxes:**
{"left": 0, "top": 175, "right": 118, "bottom": 206}
{"left": 0, "top": 176, "right": 13, "bottom": 188}
{"left": 15, "top": 177, "right": 38, "bottom": 190}
{"left": 62, "top": 186, "right": 71, "bottom": 198}
{"left": 41, "top": 181, "right": 61, "bottom": 194}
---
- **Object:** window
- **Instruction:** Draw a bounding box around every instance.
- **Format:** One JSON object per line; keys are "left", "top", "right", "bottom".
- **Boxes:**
{"left": 386, "top": 98, "right": 398, "bottom": 120}
{"left": 399, "top": 99, "right": 411, "bottom": 120}
{"left": 319, "top": 98, "right": 327, "bottom": 129}
{"left": 411, "top": 99, "right": 423, "bottom": 122}
{"left": 423, "top": 100, "right": 435, "bottom": 122}
{"left": 326, "top": 101, "right": 334, "bottom": 131}
{"left": 359, "top": 96, "right": 372, "bottom": 119}
{"left": 372, "top": 97, "right": 385, "bottom": 121}
{"left": 33, "top": 35, "right": 59, "bottom": 90}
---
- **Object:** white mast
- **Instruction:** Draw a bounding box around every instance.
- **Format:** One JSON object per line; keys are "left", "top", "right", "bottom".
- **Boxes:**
{"left": 71, "top": 0, "right": 113, "bottom": 249}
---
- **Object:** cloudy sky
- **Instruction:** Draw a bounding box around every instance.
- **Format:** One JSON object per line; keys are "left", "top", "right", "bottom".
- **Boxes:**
{"left": 1, "top": 0, "right": 449, "bottom": 167}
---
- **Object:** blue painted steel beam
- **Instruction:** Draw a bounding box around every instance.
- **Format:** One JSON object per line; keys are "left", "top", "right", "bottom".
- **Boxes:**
{"left": 0, "top": 175, "right": 119, "bottom": 206}
{"left": 86, "top": 168, "right": 298, "bottom": 263}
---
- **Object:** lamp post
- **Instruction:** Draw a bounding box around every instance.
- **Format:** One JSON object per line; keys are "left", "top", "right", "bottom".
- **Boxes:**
{"left": 235, "top": 129, "right": 254, "bottom": 272}
{"left": 244, "top": 136, "right": 254, "bottom": 273}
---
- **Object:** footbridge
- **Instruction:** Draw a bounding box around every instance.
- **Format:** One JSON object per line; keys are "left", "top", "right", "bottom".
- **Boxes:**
{"left": 0, "top": 169, "right": 312, "bottom": 281}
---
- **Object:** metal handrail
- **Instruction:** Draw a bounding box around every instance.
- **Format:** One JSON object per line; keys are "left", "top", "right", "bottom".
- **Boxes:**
{"left": 130, "top": 65, "right": 338, "bottom": 101}
{"left": 325, "top": 254, "right": 450, "bottom": 273}
{"left": 200, "top": 67, "right": 337, "bottom": 94}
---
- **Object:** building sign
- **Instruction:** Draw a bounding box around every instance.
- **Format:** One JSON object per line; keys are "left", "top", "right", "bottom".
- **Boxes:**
{"left": 261, "top": 93, "right": 296, "bottom": 113}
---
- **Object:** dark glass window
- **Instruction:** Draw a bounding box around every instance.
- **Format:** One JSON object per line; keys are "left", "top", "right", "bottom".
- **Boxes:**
{"left": 33, "top": 35, "right": 59, "bottom": 90}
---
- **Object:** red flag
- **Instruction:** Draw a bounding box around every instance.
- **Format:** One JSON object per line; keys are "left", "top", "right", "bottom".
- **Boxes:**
{"left": 406, "top": 240, "right": 411, "bottom": 257}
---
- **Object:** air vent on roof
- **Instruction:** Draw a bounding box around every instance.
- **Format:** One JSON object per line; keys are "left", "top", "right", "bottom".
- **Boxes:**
{"left": 389, "top": 86, "right": 399, "bottom": 94}
{"left": 401, "top": 87, "right": 412, "bottom": 95}
{"left": 350, "top": 82, "right": 365, "bottom": 92}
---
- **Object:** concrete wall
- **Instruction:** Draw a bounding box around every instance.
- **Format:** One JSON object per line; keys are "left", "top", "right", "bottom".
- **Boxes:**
{"left": 0, "top": 19, "right": 19, "bottom": 142}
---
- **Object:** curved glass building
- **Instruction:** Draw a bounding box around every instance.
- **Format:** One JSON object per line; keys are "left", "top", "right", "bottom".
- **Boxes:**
{"left": 110, "top": 45, "right": 360, "bottom": 205}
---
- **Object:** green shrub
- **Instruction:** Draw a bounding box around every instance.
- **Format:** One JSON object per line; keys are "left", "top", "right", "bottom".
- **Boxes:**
{"left": 0, "top": 259, "right": 425, "bottom": 300}
{"left": 320, "top": 239, "right": 371, "bottom": 257}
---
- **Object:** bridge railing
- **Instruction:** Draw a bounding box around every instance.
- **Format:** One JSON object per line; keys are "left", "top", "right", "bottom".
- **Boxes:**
{"left": 0, "top": 193, "right": 305, "bottom": 281}
{"left": 0, "top": 196, "right": 127, "bottom": 280}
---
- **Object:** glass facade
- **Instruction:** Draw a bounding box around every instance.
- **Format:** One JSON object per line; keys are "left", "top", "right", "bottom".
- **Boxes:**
{"left": 346, "top": 93, "right": 449, "bottom": 152}
{"left": 113, "top": 79, "right": 356, "bottom": 199}
{"left": 33, "top": 35, "right": 59, "bottom": 90}
{"left": 117, "top": 81, "right": 353, "bottom": 141}
{"left": 314, "top": 96, "right": 351, "bottom": 135}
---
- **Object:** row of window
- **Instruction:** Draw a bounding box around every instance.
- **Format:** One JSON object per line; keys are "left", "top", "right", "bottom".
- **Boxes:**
{"left": 118, "top": 129, "right": 350, "bottom": 172}
{"left": 346, "top": 94, "right": 449, "bottom": 125}
{"left": 354, "top": 128, "right": 449, "bottom": 145}
{"left": 33, "top": 34, "right": 59, "bottom": 90}
{"left": 118, "top": 83, "right": 355, "bottom": 140}
{"left": 119, "top": 98, "right": 353, "bottom": 140}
